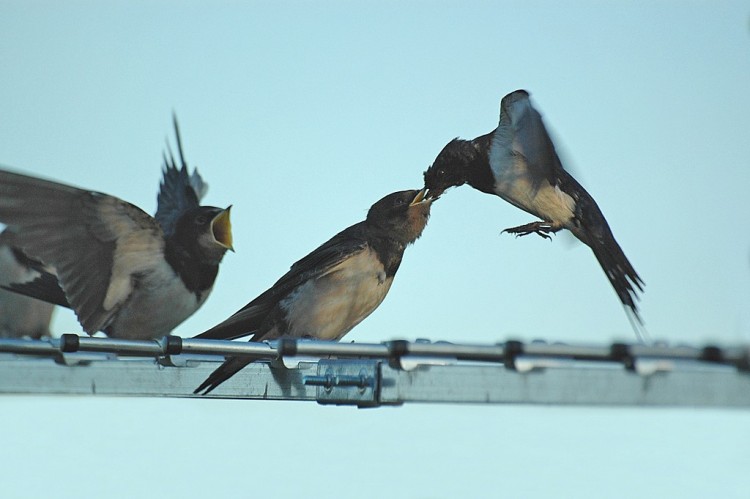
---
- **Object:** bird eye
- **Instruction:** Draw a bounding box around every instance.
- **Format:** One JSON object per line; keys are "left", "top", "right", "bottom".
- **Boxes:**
{"left": 195, "top": 215, "right": 208, "bottom": 225}
{"left": 438, "top": 168, "right": 446, "bottom": 176}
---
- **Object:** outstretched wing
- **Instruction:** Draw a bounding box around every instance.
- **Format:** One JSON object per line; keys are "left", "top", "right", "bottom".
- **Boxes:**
{"left": 490, "top": 89, "right": 566, "bottom": 193}
{"left": 0, "top": 168, "right": 165, "bottom": 334}
{"left": 155, "top": 114, "right": 207, "bottom": 236}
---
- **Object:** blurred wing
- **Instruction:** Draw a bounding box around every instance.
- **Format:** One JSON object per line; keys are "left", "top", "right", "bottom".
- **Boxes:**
{"left": 196, "top": 222, "right": 370, "bottom": 340}
{"left": 189, "top": 168, "right": 208, "bottom": 201}
{"left": 491, "top": 89, "right": 566, "bottom": 191}
{"left": 0, "top": 169, "right": 165, "bottom": 334}
{"left": 155, "top": 115, "right": 205, "bottom": 236}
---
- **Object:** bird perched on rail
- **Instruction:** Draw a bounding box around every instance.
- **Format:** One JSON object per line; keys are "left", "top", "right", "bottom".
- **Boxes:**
{"left": 0, "top": 227, "right": 55, "bottom": 339}
{"left": 0, "top": 117, "right": 233, "bottom": 339}
{"left": 423, "top": 89, "right": 644, "bottom": 329}
{"left": 194, "top": 188, "right": 433, "bottom": 395}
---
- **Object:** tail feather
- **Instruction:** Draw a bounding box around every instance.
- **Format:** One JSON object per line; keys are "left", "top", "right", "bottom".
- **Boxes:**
{"left": 569, "top": 189, "right": 646, "bottom": 337}
{"left": 587, "top": 229, "right": 645, "bottom": 325}
{"left": 194, "top": 355, "right": 257, "bottom": 395}
{"left": 193, "top": 303, "right": 272, "bottom": 341}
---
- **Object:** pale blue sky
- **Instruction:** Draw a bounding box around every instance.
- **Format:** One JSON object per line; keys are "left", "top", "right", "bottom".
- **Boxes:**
{"left": 1, "top": 2, "right": 749, "bottom": 498}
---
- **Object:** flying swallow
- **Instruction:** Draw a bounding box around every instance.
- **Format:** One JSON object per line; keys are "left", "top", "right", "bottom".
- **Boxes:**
{"left": 0, "top": 117, "right": 233, "bottom": 339}
{"left": 423, "top": 89, "right": 644, "bottom": 327}
{"left": 194, "top": 188, "right": 432, "bottom": 394}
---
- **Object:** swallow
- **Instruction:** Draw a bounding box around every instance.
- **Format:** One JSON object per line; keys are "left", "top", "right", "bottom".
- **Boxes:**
{"left": 423, "top": 89, "right": 644, "bottom": 326}
{"left": 194, "top": 188, "right": 433, "bottom": 395}
{"left": 0, "top": 118, "right": 234, "bottom": 339}
{"left": 0, "top": 228, "right": 55, "bottom": 339}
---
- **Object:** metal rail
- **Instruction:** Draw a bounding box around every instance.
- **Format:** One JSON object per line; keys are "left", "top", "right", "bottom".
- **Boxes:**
{"left": 1, "top": 335, "right": 748, "bottom": 408}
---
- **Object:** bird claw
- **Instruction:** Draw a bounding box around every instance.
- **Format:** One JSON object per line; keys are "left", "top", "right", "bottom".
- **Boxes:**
{"left": 502, "top": 221, "right": 558, "bottom": 240}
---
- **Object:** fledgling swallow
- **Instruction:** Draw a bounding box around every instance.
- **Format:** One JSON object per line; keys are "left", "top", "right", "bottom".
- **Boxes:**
{"left": 0, "top": 228, "right": 55, "bottom": 339}
{"left": 194, "top": 188, "right": 433, "bottom": 395}
{"left": 0, "top": 117, "right": 233, "bottom": 339}
{"left": 423, "top": 89, "right": 644, "bottom": 326}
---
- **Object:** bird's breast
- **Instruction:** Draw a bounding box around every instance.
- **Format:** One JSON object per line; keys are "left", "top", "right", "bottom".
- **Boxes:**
{"left": 492, "top": 160, "right": 576, "bottom": 225}
{"left": 489, "top": 127, "right": 577, "bottom": 225}
{"left": 280, "top": 248, "right": 393, "bottom": 341}
{"left": 106, "top": 259, "right": 205, "bottom": 339}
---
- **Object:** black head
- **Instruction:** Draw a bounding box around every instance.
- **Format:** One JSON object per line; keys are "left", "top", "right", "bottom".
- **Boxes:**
{"left": 423, "top": 138, "right": 476, "bottom": 198}
{"left": 172, "top": 205, "right": 233, "bottom": 263}
{"left": 367, "top": 189, "right": 432, "bottom": 245}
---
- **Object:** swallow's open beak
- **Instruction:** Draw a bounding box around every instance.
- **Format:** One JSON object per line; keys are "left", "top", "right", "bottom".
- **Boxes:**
{"left": 409, "top": 188, "right": 426, "bottom": 206}
{"left": 409, "top": 188, "right": 432, "bottom": 206}
{"left": 211, "top": 206, "right": 234, "bottom": 251}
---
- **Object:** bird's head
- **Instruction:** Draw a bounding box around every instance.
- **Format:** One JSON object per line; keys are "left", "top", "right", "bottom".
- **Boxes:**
{"left": 423, "top": 138, "right": 473, "bottom": 199}
{"left": 175, "top": 205, "right": 234, "bottom": 263}
{"left": 367, "top": 188, "right": 433, "bottom": 245}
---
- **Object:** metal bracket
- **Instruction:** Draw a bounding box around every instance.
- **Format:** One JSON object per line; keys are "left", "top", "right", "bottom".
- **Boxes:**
{"left": 304, "top": 359, "right": 380, "bottom": 407}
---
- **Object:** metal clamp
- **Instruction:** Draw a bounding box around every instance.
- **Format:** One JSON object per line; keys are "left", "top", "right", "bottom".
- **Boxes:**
{"left": 304, "top": 359, "right": 380, "bottom": 407}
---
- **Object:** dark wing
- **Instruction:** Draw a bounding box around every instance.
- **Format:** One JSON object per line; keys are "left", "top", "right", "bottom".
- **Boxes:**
{"left": 155, "top": 115, "right": 207, "bottom": 237}
{"left": 490, "top": 90, "right": 565, "bottom": 192}
{"left": 0, "top": 168, "right": 165, "bottom": 334}
{"left": 3, "top": 270, "right": 70, "bottom": 308}
{"left": 0, "top": 228, "right": 46, "bottom": 272}
{"left": 195, "top": 222, "right": 370, "bottom": 340}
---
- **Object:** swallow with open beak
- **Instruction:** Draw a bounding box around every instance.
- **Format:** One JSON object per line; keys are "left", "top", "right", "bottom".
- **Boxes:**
{"left": 194, "top": 188, "right": 432, "bottom": 395}
{"left": 423, "top": 89, "right": 644, "bottom": 326}
{"left": 0, "top": 117, "right": 233, "bottom": 339}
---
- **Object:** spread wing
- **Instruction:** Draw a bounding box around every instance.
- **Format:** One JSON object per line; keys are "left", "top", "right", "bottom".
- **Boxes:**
{"left": 0, "top": 168, "right": 165, "bottom": 334}
{"left": 195, "top": 222, "right": 370, "bottom": 340}
{"left": 155, "top": 115, "right": 207, "bottom": 237}
{"left": 490, "top": 89, "right": 566, "bottom": 192}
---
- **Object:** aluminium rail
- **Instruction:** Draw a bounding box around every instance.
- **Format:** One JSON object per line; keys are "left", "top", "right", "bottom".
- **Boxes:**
{"left": 0, "top": 334, "right": 748, "bottom": 408}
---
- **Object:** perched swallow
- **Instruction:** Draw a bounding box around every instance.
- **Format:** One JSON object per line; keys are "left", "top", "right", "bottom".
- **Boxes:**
{"left": 0, "top": 119, "right": 233, "bottom": 339}
{"left": 424, "top": 89, "right": 644, "bottom": 325}
{"left": 194, "top": 188, "right": 432, "bottom": 394}
{"left": 0, "top": 228, "right": 55, "bottom": 338}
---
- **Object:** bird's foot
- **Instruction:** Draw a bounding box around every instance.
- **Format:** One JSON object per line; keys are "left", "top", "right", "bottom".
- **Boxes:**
{"left": 502, "top": 221, "right": 560, "bottom": 240}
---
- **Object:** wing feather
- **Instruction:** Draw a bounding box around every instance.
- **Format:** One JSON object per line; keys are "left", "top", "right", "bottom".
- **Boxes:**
{"left": 0, "top": 168, "right": 164, "bottom": 333}
{"left": 155, "top": 115, "right": 205, "bottom": 236}
{"left": 196, "top": 222, "right": 369, "bottom": 340}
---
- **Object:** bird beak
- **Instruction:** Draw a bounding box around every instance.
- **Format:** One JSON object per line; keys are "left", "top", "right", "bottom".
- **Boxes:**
{"left": 411, "top": 187, "right": 438, "bottom": 205}
{"left": 211, "top": 206, "right": 234, "bottom": 252}
{"left": 409, "top": 188, "right": 429, "bottom": 206}
{"left": 423, "top": 188, "right": 441, "bottom": 201}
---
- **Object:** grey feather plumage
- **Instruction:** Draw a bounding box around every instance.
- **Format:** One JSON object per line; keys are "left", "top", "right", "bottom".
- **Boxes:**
{"left": 0, "top": 170, "right": 164, "bottom": 334}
